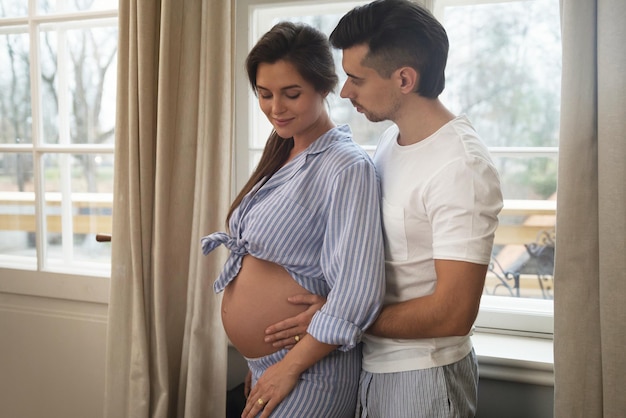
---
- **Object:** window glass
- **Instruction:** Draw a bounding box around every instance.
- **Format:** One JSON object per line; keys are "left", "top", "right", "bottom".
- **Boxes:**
{"left": 0, "top": 1, "right": 28, "bottom": 17}
{"left": 492, "top": 154, "right": 557, "bottom": 201}
{"left": 38, "top": 0, "right": 115, "bottom": 14}
{"left": 0, "top": 152, "right": 37, "bottom": 266}
{"left": 39, "top": 20, "right": 118, "bottom": 145}
{"left": 0, "top": 30, "right": 32, "bottom": 145}
{"left": 42, "top": 153, "right": 112, "bottom": 271}
{"left": 441, "top": 1, "right": 561, "bottom": 148}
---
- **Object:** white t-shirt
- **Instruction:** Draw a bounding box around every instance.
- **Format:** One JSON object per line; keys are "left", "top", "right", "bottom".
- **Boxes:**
{"left": 362, "top": 115, "right": 503, "bottom": 373}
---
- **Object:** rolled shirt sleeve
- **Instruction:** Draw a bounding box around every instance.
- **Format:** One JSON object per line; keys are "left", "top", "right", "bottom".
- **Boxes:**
{"left": 308, "top": 159, "right": 386, "bottom": 351}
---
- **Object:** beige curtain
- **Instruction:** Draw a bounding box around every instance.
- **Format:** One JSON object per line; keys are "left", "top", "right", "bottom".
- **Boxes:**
{"left": 104, "top": 0, "right": 233, "bottom": 417}
{"left": 554, "top": 1, "right": 626, "bottom": 417}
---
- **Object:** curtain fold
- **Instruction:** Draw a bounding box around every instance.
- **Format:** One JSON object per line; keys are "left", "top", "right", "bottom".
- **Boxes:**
{"left": 554, "top": 1, "right": 626, "bottom": 417}
{"left": 178, "top": 0, "right": 233, "bottom": 416}
{"left": 104, "top": 0, "right": 232, "bottom": 417}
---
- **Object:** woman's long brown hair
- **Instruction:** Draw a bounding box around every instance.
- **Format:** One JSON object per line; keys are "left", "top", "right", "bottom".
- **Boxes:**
{"left": 226, "top": 131, "right": 293, "bottom": 224}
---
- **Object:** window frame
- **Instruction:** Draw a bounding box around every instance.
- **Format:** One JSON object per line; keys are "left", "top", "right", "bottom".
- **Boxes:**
{"left": 234, "top": 0, "right": 558, "bottom": 337}
{"left": 0, "top": 5, "right": 118, "bottom": 302}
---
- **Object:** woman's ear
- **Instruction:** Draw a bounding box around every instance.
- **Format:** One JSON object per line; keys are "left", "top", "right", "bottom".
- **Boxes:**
{"left": 397, "top": 67, "right": 419, "bottom": 94}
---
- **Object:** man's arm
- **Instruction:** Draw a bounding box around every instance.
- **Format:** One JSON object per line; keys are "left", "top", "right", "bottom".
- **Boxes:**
{"left": 367, "top": 259, "right": 487, "bottom": 339}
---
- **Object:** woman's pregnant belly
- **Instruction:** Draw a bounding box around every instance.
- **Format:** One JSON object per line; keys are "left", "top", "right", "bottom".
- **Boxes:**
{"left": 221, "top": 254, "right": 313, "bottom": 358}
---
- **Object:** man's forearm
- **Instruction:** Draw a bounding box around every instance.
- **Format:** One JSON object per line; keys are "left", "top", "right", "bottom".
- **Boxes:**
{"left": 367, "top": 260, "right": 487, "bottom": 339}
{"left": 366, "top": 295, "right": 477, "bottom": 339}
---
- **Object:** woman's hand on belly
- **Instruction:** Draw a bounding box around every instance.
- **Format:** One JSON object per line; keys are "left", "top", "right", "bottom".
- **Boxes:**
{"left": 264, "top": 293, "right": 327, "bottom": 350}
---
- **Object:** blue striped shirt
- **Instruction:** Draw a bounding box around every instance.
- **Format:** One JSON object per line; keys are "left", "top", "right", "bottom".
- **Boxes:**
{"left": 202, "top": 125, "right": 385, "bottom": 350}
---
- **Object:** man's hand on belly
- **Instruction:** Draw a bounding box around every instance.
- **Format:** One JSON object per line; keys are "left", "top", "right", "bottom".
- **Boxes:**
{"left": 264, "top": 293, "right": 326, "bottom": 349}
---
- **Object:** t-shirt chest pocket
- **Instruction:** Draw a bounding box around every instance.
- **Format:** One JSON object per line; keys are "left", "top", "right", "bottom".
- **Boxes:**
{"left": 381, "top": 198, "right": 409, "bottom": 261}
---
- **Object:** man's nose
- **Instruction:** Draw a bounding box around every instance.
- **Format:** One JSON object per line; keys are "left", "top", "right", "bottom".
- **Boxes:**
{"left": 339, "top": 82, "right": 351, "bottom": 99}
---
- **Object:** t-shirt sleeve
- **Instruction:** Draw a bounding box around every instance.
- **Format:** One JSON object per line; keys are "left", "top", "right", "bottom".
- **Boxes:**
{"left": 425, "top": 156, "right": 503, "bottom": 264}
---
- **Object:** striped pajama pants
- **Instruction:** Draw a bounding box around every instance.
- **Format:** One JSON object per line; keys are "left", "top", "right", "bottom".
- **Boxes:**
{"left": 357, "top": 350, "right": 479, "bottom": 418}
{"left": 247, "top": 345, "right": 362, "bottom": 417}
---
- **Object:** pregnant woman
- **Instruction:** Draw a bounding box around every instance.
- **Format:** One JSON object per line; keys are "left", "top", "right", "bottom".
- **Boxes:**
{"left": 201, "top": 21, "right": 385, "bottom": 418}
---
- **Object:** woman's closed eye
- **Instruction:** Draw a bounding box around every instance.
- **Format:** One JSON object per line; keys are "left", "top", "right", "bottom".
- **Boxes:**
{"left": 259, "top": 92, "right": 300, "bottom": 100}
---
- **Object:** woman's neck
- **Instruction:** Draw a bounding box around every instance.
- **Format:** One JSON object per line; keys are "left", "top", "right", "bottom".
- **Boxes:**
{"left": 290, "top": 114, "right": 335, "bottom": 159}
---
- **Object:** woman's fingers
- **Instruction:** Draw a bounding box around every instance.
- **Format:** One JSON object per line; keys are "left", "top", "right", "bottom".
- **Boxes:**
{"left": 244, "top": 370, "right": 252, "bottom": 398}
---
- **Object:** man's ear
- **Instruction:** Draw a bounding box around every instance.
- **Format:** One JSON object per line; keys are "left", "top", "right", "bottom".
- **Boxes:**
{"left": 397, "top": 67, "right": 419, "bottom": 94}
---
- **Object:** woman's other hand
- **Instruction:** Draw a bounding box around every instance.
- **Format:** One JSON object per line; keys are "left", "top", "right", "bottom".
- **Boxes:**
{"left": 242, "top": 336, "right": 337, "bottom": 418}
{"left": 241, "top": 359, "right": 299, "bottom": 418}
{"left": 244, "top": 369, "right": 252, "bottom": 398}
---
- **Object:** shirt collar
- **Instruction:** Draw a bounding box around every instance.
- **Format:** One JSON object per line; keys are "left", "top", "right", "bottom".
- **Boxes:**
{"left": 259, "top": 124, "right": 352, "bottom": 191}
{"left": 302, "top": 124, "right": 352, "bottom": 157}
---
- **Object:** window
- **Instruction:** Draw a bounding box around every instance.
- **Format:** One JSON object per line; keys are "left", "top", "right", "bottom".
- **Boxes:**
{"left": 0, "top": 1, "right": 118, "bottom": 298}
{"left": 235, "top": 0, "right": 560, "bottom": 335}
{"left": 437, "top": 0, "right": 560, "bottom": 334}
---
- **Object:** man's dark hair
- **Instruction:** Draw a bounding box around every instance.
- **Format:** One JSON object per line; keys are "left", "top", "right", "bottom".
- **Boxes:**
{"left": 329, "top": 0, "right": 449, "bottom": 98}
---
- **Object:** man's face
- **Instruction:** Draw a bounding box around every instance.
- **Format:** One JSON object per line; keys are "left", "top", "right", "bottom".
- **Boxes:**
{"left": 339, "top": 44, "right": 401, "bottom": 123}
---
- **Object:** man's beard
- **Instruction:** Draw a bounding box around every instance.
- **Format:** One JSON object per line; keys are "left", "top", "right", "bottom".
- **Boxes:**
{"left": 353, "top": 97, "right": 400, "bottom": 123}
{"left": 364, "top": 111, "right": 387, "bottom": 123}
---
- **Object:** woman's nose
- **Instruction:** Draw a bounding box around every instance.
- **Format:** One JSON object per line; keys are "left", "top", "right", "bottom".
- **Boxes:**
{"left": 272, "top": 96, "right": 286, "bottom": 114}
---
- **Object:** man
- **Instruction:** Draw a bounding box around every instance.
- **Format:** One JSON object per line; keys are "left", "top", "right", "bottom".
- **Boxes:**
{"left": 265, "top": 1, "right": 503, "bottom": 416}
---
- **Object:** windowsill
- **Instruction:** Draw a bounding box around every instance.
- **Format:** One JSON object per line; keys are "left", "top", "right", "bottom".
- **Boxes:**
{"left": 0, "top": 268, "right": 110, "bottom": 304}
{"left": 473, "top": 331, "right": 554, "bottom": 387}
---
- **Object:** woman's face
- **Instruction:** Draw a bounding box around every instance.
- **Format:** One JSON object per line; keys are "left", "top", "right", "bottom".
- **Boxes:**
{"left": 256, "top": 60, "right": 327, "bottom": 144}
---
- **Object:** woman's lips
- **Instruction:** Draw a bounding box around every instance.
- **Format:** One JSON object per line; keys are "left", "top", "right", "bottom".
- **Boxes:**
{"left": 273, "top": 118, "right": 293, "bottom": 127}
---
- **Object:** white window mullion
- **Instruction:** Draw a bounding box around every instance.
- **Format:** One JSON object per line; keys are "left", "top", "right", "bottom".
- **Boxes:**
{"left": 56, "top": 25, "right": 75, "bottom": 266}
{"left": 28, "top": 3, "right": 46, "bottom": 271}
{"left": 488, "top": 147, "right": 559, "bottom": 158}
{"left": 59, "top": 154, "right": 74, "bottom": 265}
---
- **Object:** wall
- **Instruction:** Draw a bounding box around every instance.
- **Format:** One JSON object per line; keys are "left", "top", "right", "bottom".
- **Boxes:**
{"left": 0, "top": 291, "right": 553, "bottom": 418}
{"left": 478, "top": 378, "right": 553, "bottom": 418}
{"left": 0, "top": 292, "right": 107, "bottom": 418}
